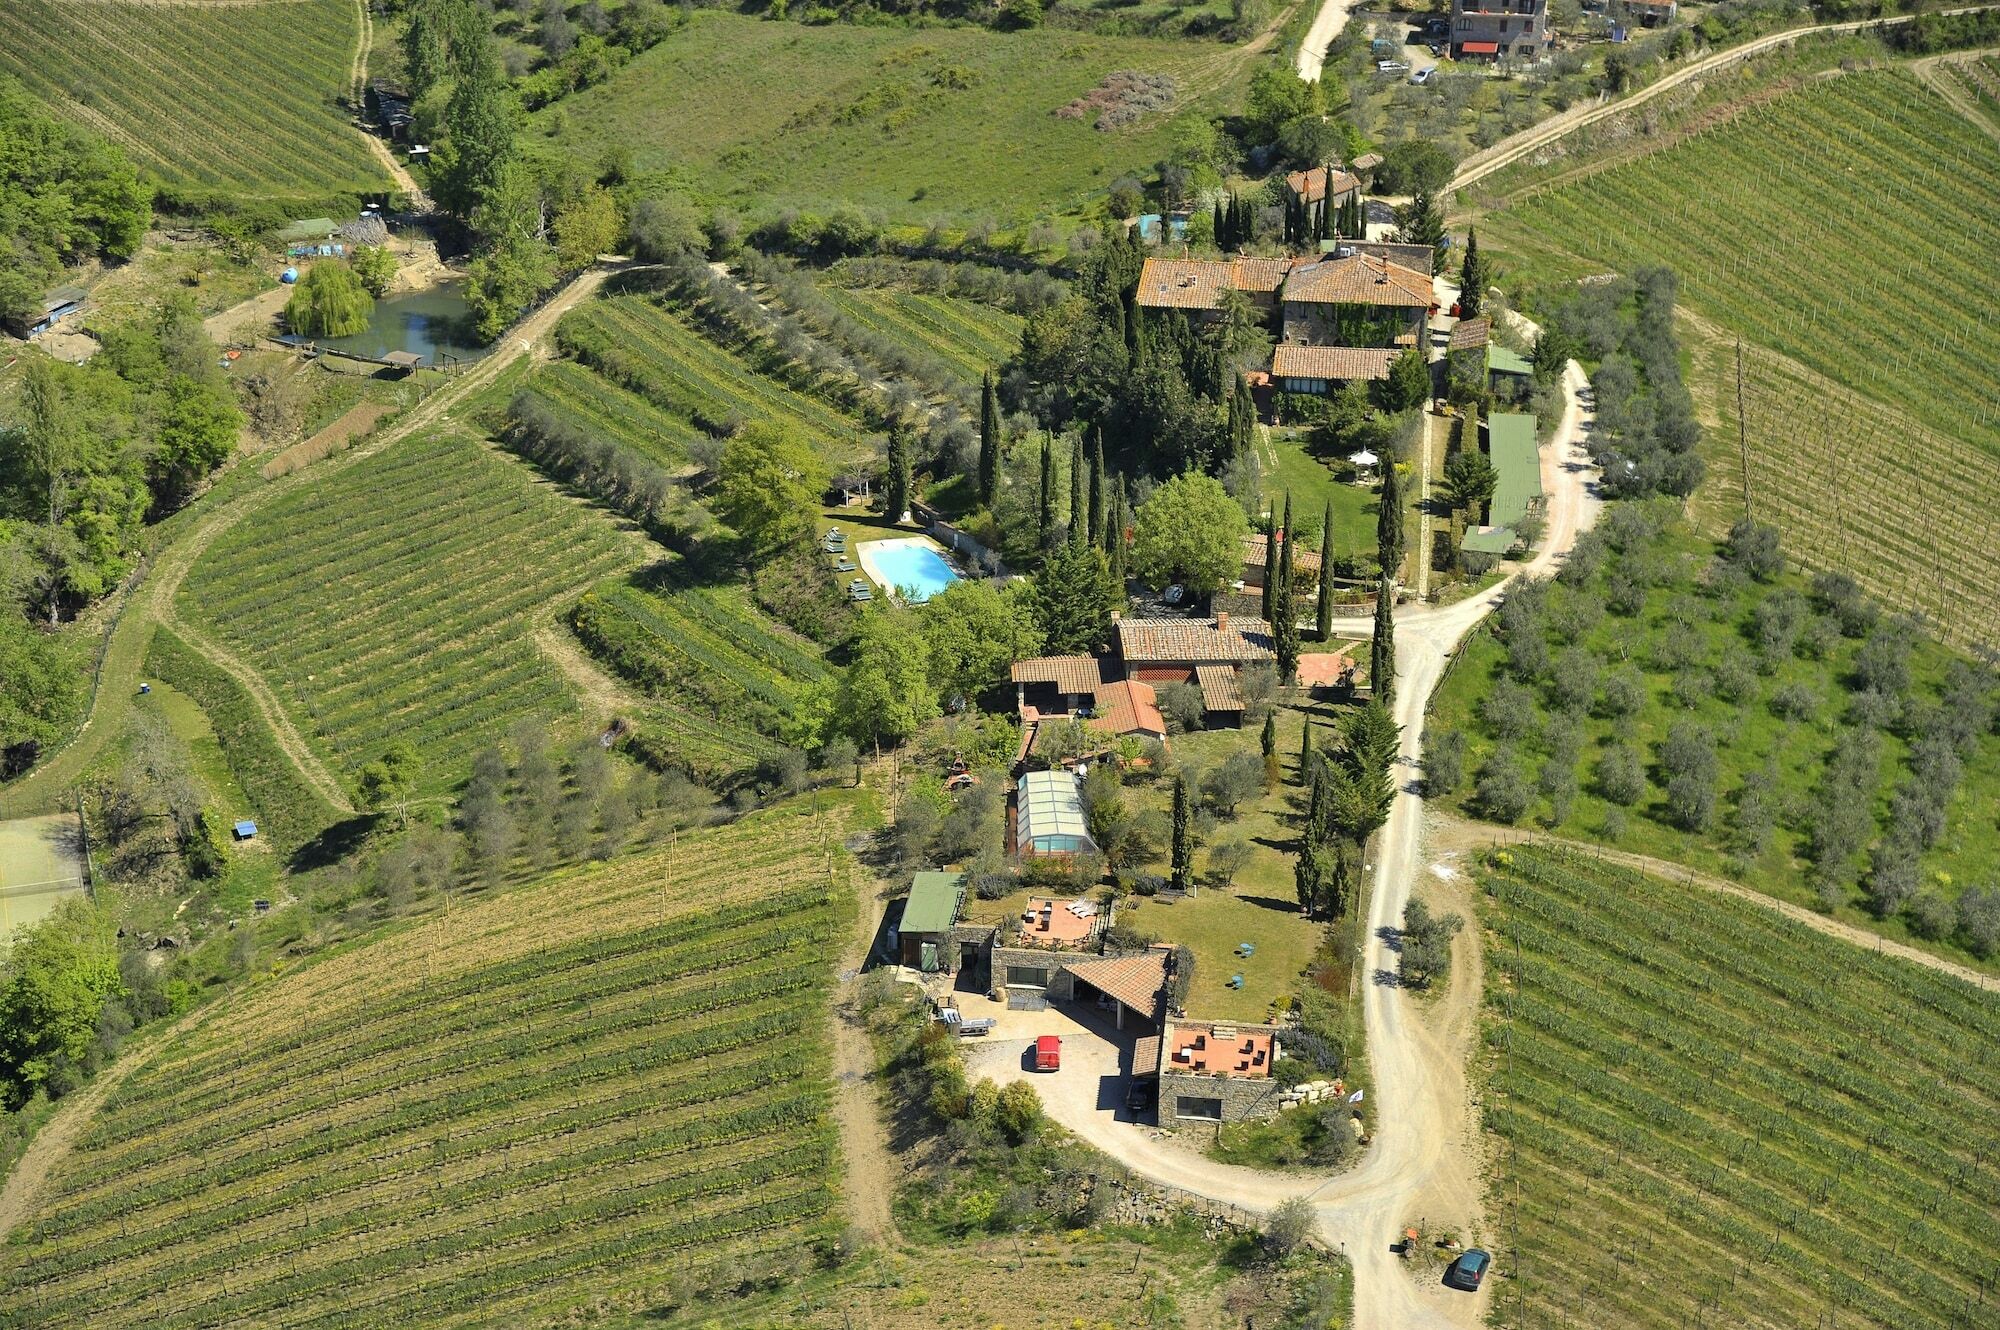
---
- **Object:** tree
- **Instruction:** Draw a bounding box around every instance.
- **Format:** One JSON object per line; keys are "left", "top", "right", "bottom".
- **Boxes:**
{"left": 884, "top": 415, "right": 911, "bottom": 523}
{"left": 1442, "top": 448, "right": 1497, "bottom": 517}
{"left": 1659, "top": 720, "right": 1719, "bottom": 832}
{"left": 1299, "top": 718, "right": 1315, "bottom": 784}
{"left": 1400, "top": 897, "right": 1462, "bottom": 988}
{"left": 1315, "top": 499, "right": 1335, "bottom": 640}
{"left": 0, "top": 899, "right": 123, "bottom": 1107}
{"left": 540, "top": 0, "right": 575, "bottom": 57}
{"left": 1370, "top": 577, "right": 1395, "bottom": 707}
{"left": 552, "top": 184, "right": 622, "bottom": 271}
{"left": 1375, "top": 347, "right": 1431, "bottom": 414}
{"left": 1265, "top": 1195, "right": 1317, "bottom": 1257}
{"left": 431, "top": 48, "right": 519, "bottom": 220}
{"left": 357, "top": 742, "right": 421, "bottom": 823}
{"left": 1261, "top": 711, "right": 1280, "bottom": 789}
{"left": 1037, "top": 438, "right": 1056, "bottom": 551}
{"left": 1394, "top": 190, "right": 1445, "bottom": 274}
{"left": 1246, "top": 65, "right": 1320, "bottom": 143}
{"left": 1260, "top": 505, "right": 1277, "bottom": 623}
{"left": 1376, "top": 140, "right": 1455, "bottom": 195}
{"left": 465, "top": 160, "right": 558, "bottom": 340}
{"left": 995, "top": 1080, "right": 1043, "bottom": 1142}
{"left": 629, "top": 193, "right": 707, "bottom": 261}
{"left": 351, "top": 245, "right": 398, "bottom": 296}
{"left": 1376, "top": 453, "right": 1404, "bottom": 579}
{"left": 150, "top": 376, "right": 242, "bottom": 505}
{"left": 1457, "top": 228, "right": 1486, "bottom": 319}
{"left": 838, "top": 607, "right": 937, "bottom": 746}
{"left": 1273, "top": 493, "right": 1300, "bottom": 685}
{"left": 1088, "top": 430, "right": 1105, "bottom": 546}
{"left": 1227, "top": 371, "right": 1256, "bottom": 463}
{"left": 1130, "top": 471, "right": 1250, "bottom": 593}
{"left": 1170, "top": 775, "right": 1193, "bottom": 892}
{"left": 919, "top": 580, "right": 1042, "bottom": 704}
{"left": 284, "top": 263, "right": 372, "bottom": 337}
{"left": 716, "top": 420, "right": 830, "bottom": 552}
{"left": 1027, "top": 540, "right": 1120, "bottom": 654}
{"left": 978, "top": 370, "right": 1001, "bottom": 506}
{"left": 1067, "top": 435, "right": 1086, "bottom": 547}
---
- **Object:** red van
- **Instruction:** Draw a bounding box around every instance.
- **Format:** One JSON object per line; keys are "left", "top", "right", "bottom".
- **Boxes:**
{"left": 1033, "top": 1035, "right": 1061, "bottom": 1072}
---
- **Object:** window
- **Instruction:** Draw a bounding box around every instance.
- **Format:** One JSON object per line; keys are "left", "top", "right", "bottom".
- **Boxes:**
{"left": 1176, "top": 1096, "right": 1225, "bottom": 1122}
{"left": 1006, "top": 965, "right": 1051, "bottom": 987}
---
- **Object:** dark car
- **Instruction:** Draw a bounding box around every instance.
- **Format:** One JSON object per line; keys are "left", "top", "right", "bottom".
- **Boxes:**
{"left": 1125, "top": 1080, "right": 1155, "bottom": 1114}
{"left": 1446, "top": 1248, "right": 1491, "bottom": 1291}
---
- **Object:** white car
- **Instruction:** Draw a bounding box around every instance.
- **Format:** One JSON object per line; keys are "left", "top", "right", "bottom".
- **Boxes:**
{"left": 1377, "top": 59, "right": 1410, "bottom": 72}
{"left": 1410, "top": 67, "right": 1435, "bottom": 84}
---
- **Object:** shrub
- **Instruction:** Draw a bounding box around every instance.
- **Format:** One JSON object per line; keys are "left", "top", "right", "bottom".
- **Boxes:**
{"left": 1658, "top": 720, "right": 1718, "bottom": 832}
{"left": 1596, "top": 742, "right": 1644, "bottom": 807}
{"left": 1906, "top": 889, "right": 1957, "bottom": 941}
{"left": 1475, "top": 749, "right": 1531, "bottom": 823}
{"left": 1265, "top": 1195, "right": 1318, "bottom": 1257}
{"left": 1957, "top": 887, "right": 2000, "bottom": 958}
{"left": 1423, "top": 728, "right": 1467, "bottom": 796}
{"left": 1158, "top": 681, "right": 1206, "bottom": 734}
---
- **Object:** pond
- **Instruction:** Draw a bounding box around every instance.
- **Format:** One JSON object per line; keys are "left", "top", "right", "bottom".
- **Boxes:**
{"left": 312, "top": 279, "right": 490, "bottom": 367}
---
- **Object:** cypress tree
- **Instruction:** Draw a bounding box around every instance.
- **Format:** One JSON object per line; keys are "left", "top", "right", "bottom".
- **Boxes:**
{"left": 1068, "top": 436, "right": 1086, "bottom": 548}
{"left": 978, "top": 370, "right": 1000, "bottom": 506}
{"left": 1105, "top": 477, "right": 1127, "bottom": 586}
{"left": 1316, "top": 498, "right": 1335, "bottom": 641}
{"left": 885, "top": 415, "right": 910, "bottom": 524}
{"left": 1299, "top": 718, "right": 1315, "bottom": 784}
{"left": 1296, "top": 766, "right": 1327, "bottom": 916}
{"left": 1377, "top": 452, "right": 1403, "bottom": 580}
{"left": 1231, "top": 372, "right": 1256, "bottom": 461}
{"left": 1087, "top": 431, "right": 1105, "bottom": 546}
{"left": 1261, "top": 710, "right": 1280, "bottom": 789}
{"left": 1038, "top": 438, "right": 1055, "bottom": 552}
{"left": 1259, "top": 504, "right": 1276, "bottom": 623}
{"left": 1371, "top": 574, "right": 1396, "bottom": 708}
{"left": 1275, "top": 493, "right": 1299, "bottom": 685}
{"left": 1171, "top": 774, "right": 1193, "bottom": 893}
{"left": 1212, "top": 198, "right": 1226, "bottom": 249}
{"left": 1458, "top": 227, "right": 1486, "bottom": 319}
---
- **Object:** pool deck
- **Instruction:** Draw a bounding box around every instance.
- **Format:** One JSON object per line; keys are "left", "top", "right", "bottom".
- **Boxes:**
{"left": 853, "top": 534, "right": 962, "bottom": 605}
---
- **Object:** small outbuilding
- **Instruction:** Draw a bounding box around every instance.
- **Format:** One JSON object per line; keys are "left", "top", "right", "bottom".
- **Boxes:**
{"left": 231, "top": 820, "right": 258, "bottom": 841}
{"left": 898, "top": 871, "right": 966, "bottom": 971}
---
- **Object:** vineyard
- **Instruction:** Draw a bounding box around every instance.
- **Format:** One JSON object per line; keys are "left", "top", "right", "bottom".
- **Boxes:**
{"left": 510, "top": 359, "right": 708, "bottom": 474}
{"left": 1479, "top": 845, "right": 2000, "bottom": 1330}
{"left": 0, "top": 807, "right": 852, "bottom": 1327}
{"left": 175, "top": 430, "right": 648, "bottom": 795}
{"left": 570, "top": 574, "right": 829, "bottom": 775}
{"left": 1479, "top": 71, "right": 2000, "bottom": 463}
{"left": 820, "top": 287, "right": 1024, "bottom": 384}
{"left": 0, "top": 0, "right": 388, "bottom": 198}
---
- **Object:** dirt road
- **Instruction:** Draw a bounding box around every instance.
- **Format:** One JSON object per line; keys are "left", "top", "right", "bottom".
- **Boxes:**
{"left": 1296, "top": 0, "right": 1366, "bottom": 81}
{"left": 828, "top": 864, "right": 899, "bottom": 1244}
{"left": 1450, "top": 6, "right": 2000, "bottom": 194}
{"left": 1912, "top": 46, "right": 2000, "bottom": 145}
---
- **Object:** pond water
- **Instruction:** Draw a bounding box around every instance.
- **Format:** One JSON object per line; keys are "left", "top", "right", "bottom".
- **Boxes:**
{"left": 313, "top": 279, "right": 489, "bottom": 366}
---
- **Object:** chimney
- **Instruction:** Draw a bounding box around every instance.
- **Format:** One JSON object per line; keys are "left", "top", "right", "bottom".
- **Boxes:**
{"left": 1215, "top": 611, "right": 1229, "bottom": 632}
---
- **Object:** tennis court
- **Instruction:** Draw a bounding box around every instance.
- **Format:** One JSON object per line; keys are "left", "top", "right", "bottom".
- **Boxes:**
{"left": 0, "top": 812, "right": 89, "bottom": 940}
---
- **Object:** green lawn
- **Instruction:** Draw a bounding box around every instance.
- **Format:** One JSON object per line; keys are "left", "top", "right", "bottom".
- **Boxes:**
{"left": 133, "top": 682, "right": 282, "bottom": 917}
{"left": 528, "top": 12, "right": 1255, "bottom": 224}
{"left": 1260, "top": 432, "right": 1383, "bottom": 568}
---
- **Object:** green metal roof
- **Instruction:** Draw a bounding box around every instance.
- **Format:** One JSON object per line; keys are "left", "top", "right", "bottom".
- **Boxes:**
{"left": 1486, "top": 343, "right": 1533, "bottom": 377}
{"left": 1462, "top": 413, "right": 1542, "bottom": 554}
{"left": 901, "top": 872, "right": 965, "bottom": 935}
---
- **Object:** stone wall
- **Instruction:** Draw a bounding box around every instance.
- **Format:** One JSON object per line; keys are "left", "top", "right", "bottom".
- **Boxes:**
{"left": 1159, "top": 1068, "right": 1285, "bottom": 1126}
{"left": 991, "top": 945, "right": 1077, "bottom": 999}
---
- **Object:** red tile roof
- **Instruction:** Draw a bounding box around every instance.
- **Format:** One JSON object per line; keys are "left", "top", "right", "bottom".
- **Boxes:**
{"left": 1135, "top": 257, "right": 1290, "bottom": 310}
{"left": 1448, "top": 317, "right": 1492, "bottom": 352}
{"left": 1089, "top": 679, "right": 1167, "bottom": 739}
{"left": 1011, "top": 655, "right": 1104, "bottom": 693}
{"left": 1166, "top": 1021, "right": 1275, "bottom": 1078}
{"left": 1116, "top": 616, "right": 1275, "bottom": 665}
{"left": 1195, "top": 664, "right": 1245, "bottom": 712}
{"left": 1065, "top": 949, "right": 1169, "bottom": 1017}
{"left": 1243, "top": 532, "right": 1323, "bottom": 575}
{"left": 1283, "top": 254, "right": 1434, "bottom": 309}
{"left": 1283, "top": 164, "right": 1361, "bottom": 206}
{"left": 1271, "top": 344, "right": 1401, "bottom": 382}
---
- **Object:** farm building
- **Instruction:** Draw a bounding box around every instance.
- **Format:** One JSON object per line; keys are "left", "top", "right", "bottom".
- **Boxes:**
{"left": 1016, "top": 770, "right": 1096, "bottom": 856}
{"left": 1010, "top": 657, "right": 1168, "bottom": 753}
{"left": 1462, "top": 412, "right": 1545, "bottom": 557}
{"left": 1242, "top": 531, "right": 1324, "bottom": 591}
{"left": 1271, "top": 344, "right": 1400, "bottom": 396}
{"left": 1134, "top": 256, "right": 1291, "bottom": 320}
{"left": 1280, "top": 252, "right": 1435, "bottom": 350}
{"left": 7, "top": 285, "right": 87, "bottom": 338}
{"left": 1447, "top": 318, "right": 1533, "bottom": 399}
{"left": 1451, "top": 0, "right": 1551, "bottom": 60}
{"left": 1283, "top": 163, "right": 1362, "bottom": 213}
{"left": 1011, "top": 614, "right": 1275, "bottom": 741}
{"left": 1155, "top": 1018, "right": 1286, "bottom": 1126}
{"left": 897, "top": 871, "right": 966, "bottom": 971}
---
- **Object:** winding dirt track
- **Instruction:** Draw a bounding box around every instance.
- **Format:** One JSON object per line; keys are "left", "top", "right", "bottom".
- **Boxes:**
{"left": 1451, "top": 4, "right": 2000, "bottom": 194}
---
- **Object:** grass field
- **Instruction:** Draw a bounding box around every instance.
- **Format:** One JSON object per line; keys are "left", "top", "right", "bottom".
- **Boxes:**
{"left": 1479, "top": 844, "right": 2000, "bottom": 1330}
{"left": 175, "top": 430, "right": 648, "bottom": 795}
{"left": 0, "top": 806, "right": 851, "bottom": 1327}
{"left": 0, "top": 813, "right": 86, "bottom": 941}
{"left": 0, "top": 0, "right": 388, "bottom": 198}
{"left": 528, "top": 12, "right": 1253, "bottom": 224}
{"left": 1470, "top": 66, "right": 2000, "bottom": 641}
{"left": 1260, "top": 433, "right": 1394, "bottom": 569}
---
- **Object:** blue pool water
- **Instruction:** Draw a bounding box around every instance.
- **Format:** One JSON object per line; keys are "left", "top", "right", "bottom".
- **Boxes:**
{"left": 865, "top": 540, "right": 961, "bottom": 603}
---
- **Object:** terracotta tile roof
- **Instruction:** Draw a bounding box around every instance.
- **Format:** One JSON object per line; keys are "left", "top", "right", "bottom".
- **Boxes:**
{"left": 1065, "top": 950, "right": 1168, "bottom": 1017}
{"left": 1135, "top": 257, "right": 1290, "bottom": 310}
{"left": 1116, "top": 616, "right": 1275, "bottom": 665}
{"left": 1449, "top": 317, "right": 1492, "bottom": 352}
{"left": 1283, "top": 164, "right": 1361, "bottom": 206}
{"left": 1271, "top": 344, "right": 1401, "bottom": 382}
{"left": 1089, "top": 679, "right": 1167, "bottom": 738}
{"left": 1133, "top": 1034, "right": 1164, "bottom": 1076}
{"left": 1195, "top": 664, "right": 1245, "bottom": 712}
{"left": 1283, "top": 254, "right": 1434, "bottom": 309}
{"left": 1011, "top": 655, "right": 1104, "bottom": 693}
{"left": 1243, "top": 531, "right": 1323, "bottom": 575}
{"left": 1351, "top": 151, "right": 1384, "bottom": 171}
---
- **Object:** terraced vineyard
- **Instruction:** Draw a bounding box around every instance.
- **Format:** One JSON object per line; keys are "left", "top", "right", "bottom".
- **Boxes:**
{"left": 0, "top": 0, "right": 388, "bottom": 197}
{"left": 0, "top": 808, "right": 851, "bottom": 1327}
{"left": 1480, "top": 846, "right": 2000, "bottom": 1330}
{"left": 821, "top": 288, "right": 1024, "bottom": 384}
{"left": 512, "top": 359, "right": 709, "bottom": 473}
{"left": 571, "top": 576, "right": 830, "bottom": 775}
{"left": 176, "top": 430, "right": 647, "bottom": 794}
{"left": 558, "top": 295, "right": 869, "bottom": 458}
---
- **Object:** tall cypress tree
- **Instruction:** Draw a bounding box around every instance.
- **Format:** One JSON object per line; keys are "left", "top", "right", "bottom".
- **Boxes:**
{"left": 1259, "top": 504, "right": 1276, "bottom": 623}
{"left": 884, "top": 415, "right": 910, "bottom": 524}
{"left": 1458, "top": 227, "right": 1486, "bottom": 319}
{"left": 1171, "top": 775, "right": 1193, "bottom": 893}
{"left": 978, "top": 370, "right": 1000, "bottom": 506}
{"left": 1376, "top": 452, "right": 1403, "bottom": 581}
{"left": 1229, "top": 372, "right": 1255, "bottom": 462}
{"left": 1088, "top": 431, "right": 1104, "bottom": 546}
{"left": 1371, "top": 574, "right": 1396, "bottom": 708}
{"left": 1104, "top": 476, "right": 1127, "bottom": 586}
{"left": 1296, "top": 766, "right": 1327, "bottom": 916}
{"left": 1037, "top": 438, "right": 1055, "bottom": 552}
{"left": 1274, "top": 493, "right": 1299, "bottom": 685}
{"left": 1299, "top": 718, "right": 1315, "bottom": 784}
{"left": 1316, "top": 498, "right": 1335, "bottom": 641}
{"left": 1068, "top": 436, "right": 1086, "bottom": 548}
{"left": 1212, "top": 198, "right": 1226, "bottom": 249}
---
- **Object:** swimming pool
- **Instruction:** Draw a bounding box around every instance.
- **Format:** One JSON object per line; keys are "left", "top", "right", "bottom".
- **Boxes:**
{"left": 858, "top": 537, "right": 962, "bottom": 604}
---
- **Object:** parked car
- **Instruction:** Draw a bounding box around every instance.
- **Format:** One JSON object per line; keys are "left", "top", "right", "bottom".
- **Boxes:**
{"left": 1411, "top": 67, "right": 1435, "bottom": 84}
{"left": 1377, "top": 59, "right": 1410, "bottom": 72}
{"left": 1033, "top": 1035, "right": 1062, "bottom": 1071}
{"left": 1446, "top": 1248, "right": 1491, "bottom": 1291}
{"left": 1124, "top": 1079, "right": 1155, "bottom": 1113}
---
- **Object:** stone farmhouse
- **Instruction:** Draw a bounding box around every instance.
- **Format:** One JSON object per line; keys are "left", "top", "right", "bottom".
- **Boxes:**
{"left": 1011, "top": 613, "right": 1275, "bottom": 742}
{"left": 1155, "top": 1018, "right": 1287, "bottom": 1125}
{"left": 1450, "top": 0, "right": 1550, "bottom": 60}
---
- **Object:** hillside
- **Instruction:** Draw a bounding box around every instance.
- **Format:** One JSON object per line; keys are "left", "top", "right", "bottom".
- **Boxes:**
{"left": 1465, "top": 63, "right": 2000, "bottom": 647}
{"left": 0, "top": 805, "right": 853, "bottom": 1327}
{"left": 1479, "top": 844, "right": 2000, "bottom": 1330}
{"left": 0, "top": 0, "right": 389, "bottom": 201}
{"left": 527, "top": 11, "right": 1254, "bottom": 224}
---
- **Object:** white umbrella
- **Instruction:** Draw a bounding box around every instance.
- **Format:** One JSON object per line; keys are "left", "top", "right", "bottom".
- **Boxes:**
{"left": 1351, "top": 449, "right": 1379, "bottom": 468}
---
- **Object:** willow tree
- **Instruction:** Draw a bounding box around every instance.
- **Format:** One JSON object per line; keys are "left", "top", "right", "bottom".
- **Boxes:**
{"left": 284, "top": 264, "right": 372, "bottom": 338}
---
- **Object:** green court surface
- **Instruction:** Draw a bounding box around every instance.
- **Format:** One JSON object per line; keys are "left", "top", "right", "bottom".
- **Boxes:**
{"left": 0, "top": 812, "right": 88, "bottom": 940}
